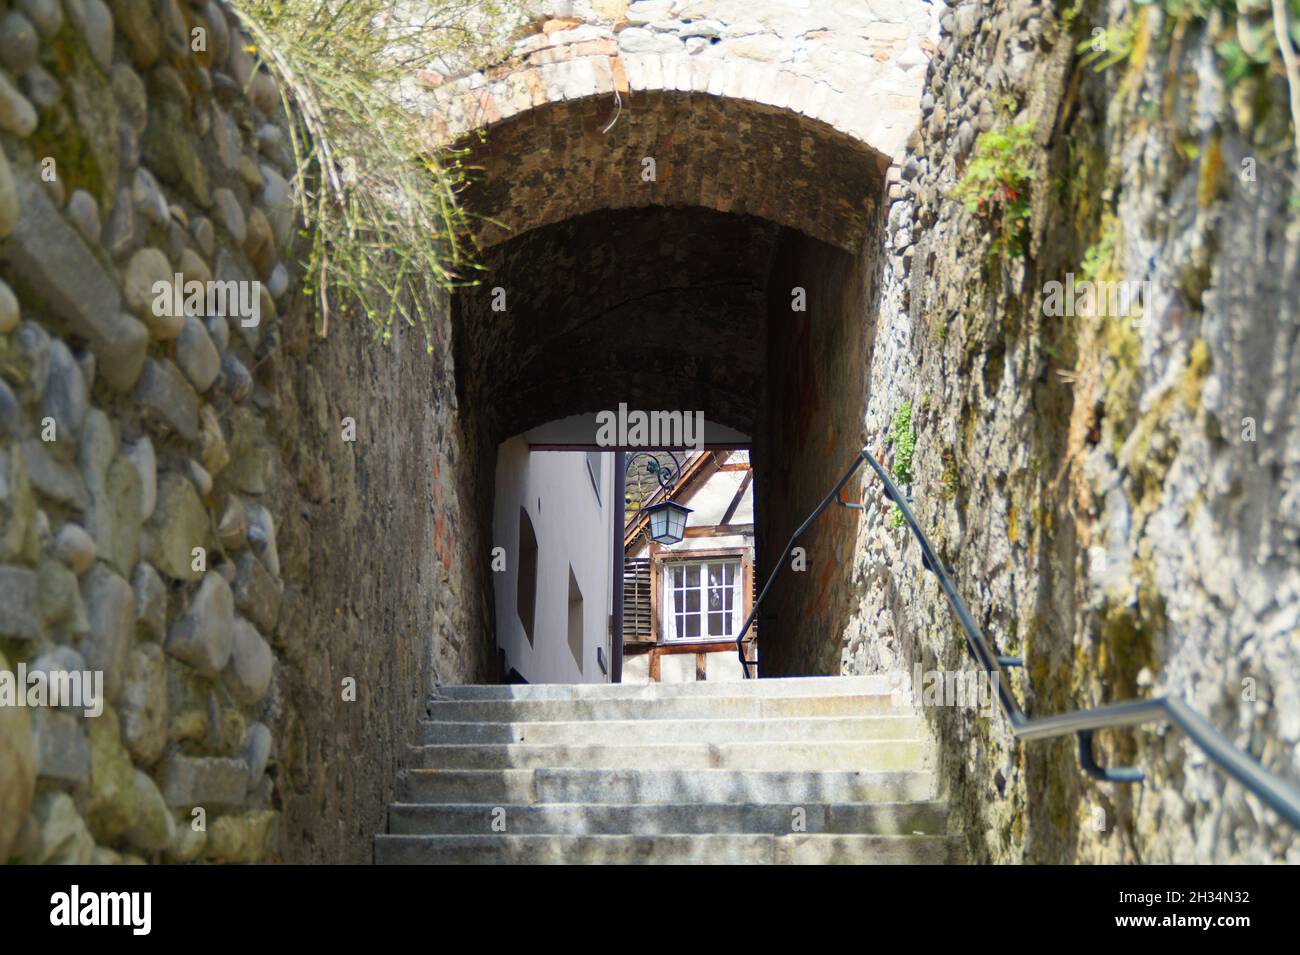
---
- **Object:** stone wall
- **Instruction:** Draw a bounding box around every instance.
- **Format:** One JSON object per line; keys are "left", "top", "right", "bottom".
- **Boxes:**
{"left": 0, "top": 0, "right": 487, "bottom": 865}
{"left": 840, "top": 0, "right": 1300, "bottom": 863}
{"left": 755, "top": 227, "right": 880, "bottom": 676}
{"left": 425, "top": 0, "right": 939, "bottom": 166}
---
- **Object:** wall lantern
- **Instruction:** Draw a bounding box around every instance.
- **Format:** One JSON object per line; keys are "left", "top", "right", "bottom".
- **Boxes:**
{"left": 644, "top": 499, "right": 692, "bottom": 546}
{"left": 626, "top": 451, "right": 690, "bottom": 545}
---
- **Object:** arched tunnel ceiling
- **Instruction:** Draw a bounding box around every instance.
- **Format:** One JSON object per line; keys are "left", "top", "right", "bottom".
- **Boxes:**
{"left": 454, "top": 206, "right": 783, "bottom": 443}
{"left": 455, "top": 90, "right": 886, "bottom": 252}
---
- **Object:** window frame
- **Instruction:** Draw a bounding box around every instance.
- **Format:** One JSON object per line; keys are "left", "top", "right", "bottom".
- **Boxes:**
{"left": 660, "top": 556, "right": 744, "bottom": 644}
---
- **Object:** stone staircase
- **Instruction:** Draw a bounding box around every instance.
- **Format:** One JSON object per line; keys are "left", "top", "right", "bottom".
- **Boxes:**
{"left": 373, "top": 675, "right": 960, "bottom": 864}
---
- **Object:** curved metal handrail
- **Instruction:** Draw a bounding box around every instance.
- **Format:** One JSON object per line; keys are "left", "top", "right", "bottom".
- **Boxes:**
{"left": 736, "top": 445, "right": 1300, "bottom": 830}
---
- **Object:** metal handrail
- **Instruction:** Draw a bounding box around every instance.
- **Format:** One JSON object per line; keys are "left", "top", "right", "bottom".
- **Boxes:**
{"left": 736, "top": 445, "right": 1300, "bottom": 830}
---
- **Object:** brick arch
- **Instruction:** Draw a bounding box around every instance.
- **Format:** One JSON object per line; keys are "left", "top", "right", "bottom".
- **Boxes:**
{"left": 423, "top": 36, "right": 920, "bottom": 252}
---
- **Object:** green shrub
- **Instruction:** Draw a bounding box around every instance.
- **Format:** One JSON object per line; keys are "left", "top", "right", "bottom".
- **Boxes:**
{"left": 889, "top": 402, "right": 916, "bottom": 485}
{"left": 887, "top": 402, "right": 916, "bottom": 528}
{"left": 230, "top": 0, "right": 521, "bottom": 347}
{"left": 952, "top": 122, "right": 1037, "bottom": 259}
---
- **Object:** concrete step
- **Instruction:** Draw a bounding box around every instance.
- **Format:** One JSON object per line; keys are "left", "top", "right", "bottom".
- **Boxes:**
{"left": 407, "top": 739, "right": 930, "bottom": 772}
{"left": 397, "top": 767, "right": 936, "bottom": 804}
{"left": 373, "top": 832, "right": 960, "bottom": 864}
{"left": 419, "top": 714, "right": 924, "bottom": 745}
{"left": 380, "top": 676, "right": 957, "bottom": 864}
{"left": 425, "top": 693, "right": 901, "bottom": 723}
{"left": 387, "top": 800, "right": 950, "bottom": 836}
{"left": 432, "top": 675, "right": 893, "bottom": 701}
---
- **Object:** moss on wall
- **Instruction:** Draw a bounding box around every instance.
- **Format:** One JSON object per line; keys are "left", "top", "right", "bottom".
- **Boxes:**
{"left": 29, "top": 24, "right": 120, "bottom": 208}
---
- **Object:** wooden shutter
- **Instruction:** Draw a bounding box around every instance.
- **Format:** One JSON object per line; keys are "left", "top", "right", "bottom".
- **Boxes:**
{"left": 623, "top": 557, "right": 652, "bottom": 644}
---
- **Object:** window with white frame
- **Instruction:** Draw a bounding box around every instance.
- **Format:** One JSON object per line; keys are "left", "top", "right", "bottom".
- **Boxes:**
{"left": 663, "top": 559, "right": 742, "bottom": 641}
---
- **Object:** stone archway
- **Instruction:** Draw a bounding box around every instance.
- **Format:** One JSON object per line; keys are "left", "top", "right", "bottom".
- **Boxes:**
{"left": 446, "top": 88, "right": 889, "bottom": 252}
{"left": 419, "top": 2, "right": 934, "bottom": 250}
{"left": 430, "top": 3, "right": 934, "bottom": 678}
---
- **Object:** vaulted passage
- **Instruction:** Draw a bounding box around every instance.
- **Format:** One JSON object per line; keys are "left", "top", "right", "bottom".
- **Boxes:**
{"left": 448, "top": 85, "right": 888, "bottom": 677}
{"left": 454, "top": 206, "right": 778, "bottom": 443}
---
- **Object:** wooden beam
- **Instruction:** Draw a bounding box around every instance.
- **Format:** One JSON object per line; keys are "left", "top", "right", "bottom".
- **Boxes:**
{"left": 683, "top": 523, "right": 754, "bottom": 538}
{"left": 650, "top": 640, "right": 737, "bottom": 655}
{"left": 719, "top": 468, "right": 754, "bottom": 526}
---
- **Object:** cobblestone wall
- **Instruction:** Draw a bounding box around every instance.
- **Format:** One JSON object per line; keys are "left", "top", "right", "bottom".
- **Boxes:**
{"left": 842, "top": 0, "right": 1300, "bottom": 863}
{"left": 0, "top": 0, "right": 487, "bottom": 865}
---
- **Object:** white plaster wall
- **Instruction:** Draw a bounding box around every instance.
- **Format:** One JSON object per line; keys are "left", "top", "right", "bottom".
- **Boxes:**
{"left": 622, "top": 652, "right": 652, "bottom": 684}
{"left": 707, "top": 651, "right": 745, "bottom": 682}
{"left": 678, "top": 468, "right": 752, "bottom": 526}
{"left": 493, "top": 438, "right": 615, "bottom": 683}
